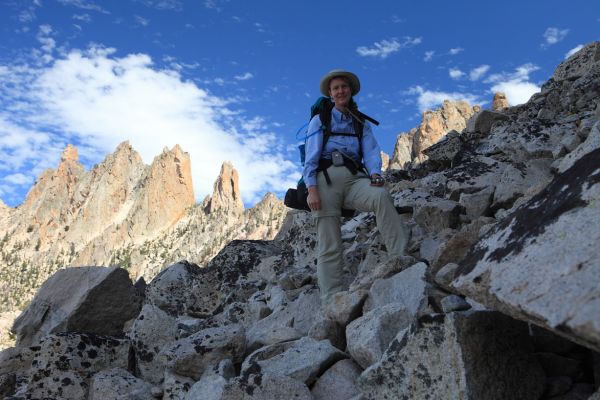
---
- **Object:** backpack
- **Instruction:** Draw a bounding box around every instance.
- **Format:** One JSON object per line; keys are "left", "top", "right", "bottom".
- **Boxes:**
{"left": 284, "top": 97, "right": 379, "bottom": 213}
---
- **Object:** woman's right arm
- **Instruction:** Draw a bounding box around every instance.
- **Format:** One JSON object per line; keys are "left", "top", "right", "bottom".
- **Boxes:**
{"left": 303, "top": 115, "right": 323, "bottom": 210}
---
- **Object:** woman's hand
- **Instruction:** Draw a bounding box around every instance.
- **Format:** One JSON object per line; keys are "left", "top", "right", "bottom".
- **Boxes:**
{"left": 370, "top": 173, "right": 385, "bottom": 187}
{"left": 307, "top": 186, "right": 321, "bottom": 211}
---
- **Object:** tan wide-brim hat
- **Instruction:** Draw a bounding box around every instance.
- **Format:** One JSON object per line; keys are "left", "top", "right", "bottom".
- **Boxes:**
{"left": 319, "top": 69, "right": 360, "bottom": 96}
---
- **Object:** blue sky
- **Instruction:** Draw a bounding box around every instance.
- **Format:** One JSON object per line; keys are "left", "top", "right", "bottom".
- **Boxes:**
{"left": 0, "top": 0, "right": 597, "bottom": 208}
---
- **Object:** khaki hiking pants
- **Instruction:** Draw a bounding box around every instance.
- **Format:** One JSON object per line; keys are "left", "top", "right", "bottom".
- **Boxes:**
{"left": 314, "top": 165, "right": 408, "bottom": 303}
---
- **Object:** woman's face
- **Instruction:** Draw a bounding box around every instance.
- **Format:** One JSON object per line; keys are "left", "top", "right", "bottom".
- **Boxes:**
{"left": 328, "top": 77, "right": 352, "bottom": 109}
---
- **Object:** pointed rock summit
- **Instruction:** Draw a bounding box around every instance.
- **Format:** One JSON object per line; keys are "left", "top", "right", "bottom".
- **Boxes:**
{"left": 127, "top": 144, "right": 195, "bottom": 237}
{"left": 204, "top": 161, "right": 244, "bottom": 214}
{"left": 492, "top": 92, "right": 509, "bottom": 111}
{"left": 60, "top": 144, "right": 79, "bottom": 163}
{"left": 21, "top": 144, "right": 85, "bottom": 227}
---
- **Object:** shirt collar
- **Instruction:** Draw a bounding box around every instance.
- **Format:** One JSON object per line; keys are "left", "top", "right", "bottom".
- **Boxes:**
{"left": 332, "top": 106, "right": 352, "bottom": 123}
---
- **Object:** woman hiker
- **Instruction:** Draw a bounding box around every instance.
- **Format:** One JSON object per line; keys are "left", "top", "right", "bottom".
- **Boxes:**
{"left": 303, "top": 69, "right": 409, "bottom": 303}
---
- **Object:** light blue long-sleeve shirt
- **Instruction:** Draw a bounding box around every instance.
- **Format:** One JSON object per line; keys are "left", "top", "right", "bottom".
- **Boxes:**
{"left": 303, "top": 107, "right": 382, "bottom": 187}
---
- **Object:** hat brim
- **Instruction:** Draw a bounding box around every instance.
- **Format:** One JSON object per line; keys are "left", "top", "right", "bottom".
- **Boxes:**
{"left": 319, "top": 70, "right": 360, "bottom": 97}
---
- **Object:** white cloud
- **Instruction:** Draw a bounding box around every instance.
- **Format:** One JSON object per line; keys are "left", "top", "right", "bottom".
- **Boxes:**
{"left": 204, "top": 0, "right": 226, "bottom": 10}
{"left": 490, "top": 81, "right": 540, "bottom": 106}
{"left": 36, "top": 25, "right": 56, "bottom": 62}
{"left": 134, "top": 15, "right": 150, "bottom": 26}
{"left": 234, "top": 72, "right": 253, "bottom": 81}
{"left": 485, "top": 63, "right": 541, "bottom": 105}
{"left": 424, "top": 51, "right": 434, "bottom": 62}
{"left": 485, "top": 63, "right": 539, "bottom": 84}
{"left": 449, "top": 47, "right": 464, "bottom": 55}
{"left": 135, "top": 0, "right": 183, "bottom": 10}
{"left": 469, "top": 65, "right": 490, "bottom": 81}
{"left": 565, "top": 44, "right": 584, "bottom": 59}
{"left": 357, "top": 37, "right": 422, "bottom": 59}
{"left": 0, "top": 45, "right": 298, "bottom": 207}
{"left": 57, "top": 0, "right": 109, "bottom": 13}
{"left": 543, "top": 27, "right": 569, "bottom": 46}
{"left": 19, "top": 9, "right": 37, "bottom": 23}
{"left": 3, "top": 173, "right": 34, "bottom": 186}
{"left": 449, "top": 68, "right": 465, "bottom": 80}
{"left": 407, "top": 86, "right": 481, "bottom": 112}
{"left": 73, "top": 13, "right": 91, "bottom": 22}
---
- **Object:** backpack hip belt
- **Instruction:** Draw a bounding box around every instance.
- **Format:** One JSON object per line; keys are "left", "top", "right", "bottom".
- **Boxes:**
{"left": 317, "top": 154, "right": 366, "bottom": 185}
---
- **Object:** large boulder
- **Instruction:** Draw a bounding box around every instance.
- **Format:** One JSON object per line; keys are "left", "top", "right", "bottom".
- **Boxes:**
{"left": 159, "top": 324, "right": 245, "bottom": 380}
{"left": 12, "top": 266, "right": 141, "bottom": 347}
{"left": 89, "top": 368, "right": 154, "bottom": 400}
{"left": 422, "top": 130, "right": 463, "bottom": 165}
{"left": 358, "top": 311, "right": 545, "bottom": 400}
{"left": 451, "top": 148, "right": 600, "bottom": 352}
{"left": 145, "top": 261, "right": 209, "bottom": 317}
{"left": 413, "top": 197, "right": 463, "bottom": 233}
{"left": 363, "top": 262, "right": 431, "bottom": 315}
{"left": 324, "top": 290, "right": 368, "bottom": 327}
{"left": 221, "top": 372, "right": 312, "bottom": 400}
{"left": 246, "top": 286, "right": 320, "bottom": 351}
{"left": 311, "top": 359, "right": 363, "bottom": 400}
{"left": 185, "top": 358, "right": 235, "bottom": 400}
{"left": 464, "top": 110, "right": 509, "bottom": 135}
{"left": 556, "top": 120, "right": 600, "bottom": 173}
{"left": 346, "top": 303, "right": 413, "bottom": 369}
{"left": 241, "top": 337, "right": 346, "bottom": 386}
{"left": 13, "top": 333, "right": 131, "bottom": 399}
{"left": 127, "top": 303, "right": 179, "bottom": 384}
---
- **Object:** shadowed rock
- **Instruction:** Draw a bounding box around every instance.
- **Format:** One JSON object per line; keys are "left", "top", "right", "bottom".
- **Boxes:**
{"left": 12, "top": 266, "right": 141, "bottom": 347}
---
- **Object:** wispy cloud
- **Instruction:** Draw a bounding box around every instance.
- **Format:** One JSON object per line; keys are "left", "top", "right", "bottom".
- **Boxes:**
{"left": 407, "top": 86, "right": 481, "bottom": 112}
{"left": 57, "top": 0, "right": 109, "bottom": 14}
{"left": 485, "top": 63, "right": 540, "bottom": 105}
{"left": 469, "top": 65, "right": 490, "bottom": 81}
{"left": 204, "top": 0, "right": 228, "bottom": 11}
{"left": 542, "top": 27, "right": 569, "bottom": 47}
{"left": 3, "top": 173, "right": 33, "bottom": 186}
{"left": 234, "top": 72, "right": 253, "bottom": 81}
{"left": 356, "top": 37, "right": 422, "bottom": 59}
{"left": 134, "top": 15, "right": 150, "bottom": 26}
{"left": 423, "top": 51, "right": 434, "bottom": 62}
{"left": 449, "top": 68, "right": 465, "bottom": 80}
{"left": 134, "top": 0, "right": 183, "bottom": 11}
{"left": 73, "top": 13, "right": 91, "bottom": 22}
{"left": 449, "top": 47, "right": 464, "bottom": 55}
{"left": 0, "top": 44, "right": 297, "bottom": 206}
{"left": 18, "top": 8, "right": 37, "bottom": 23}
{"left": 36, "top": 25, "right": 56, "bottom": 62}
{"left": 565, "top": 44, "right": 584, "bottom": 59}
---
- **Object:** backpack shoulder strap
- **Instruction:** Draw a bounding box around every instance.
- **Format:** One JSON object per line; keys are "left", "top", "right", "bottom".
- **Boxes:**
{"left": 319, "top": 100, "right": 334, "bottom": 150}
{"left": 351, "top": 112, "right": 364, "bottom": 159}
